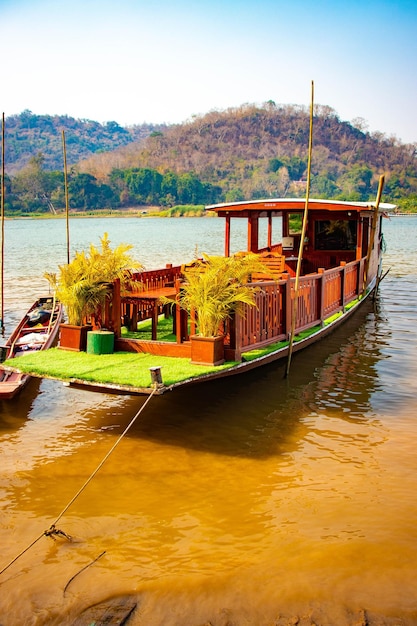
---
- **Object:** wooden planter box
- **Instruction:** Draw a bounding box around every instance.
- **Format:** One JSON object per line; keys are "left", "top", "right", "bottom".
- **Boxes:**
{"left": 59, "top": 324, "right": 93, "bottom": 352}
{"left": 190, "top": 334, "right": 225, "bottom": 366}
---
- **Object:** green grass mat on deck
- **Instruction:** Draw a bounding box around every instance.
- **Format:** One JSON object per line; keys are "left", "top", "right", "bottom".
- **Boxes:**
{"left": 4, "top": 347, "right": 238, "bottom": 389}
{"left": 121, "top": 315, "right": 177, "bottom": 342}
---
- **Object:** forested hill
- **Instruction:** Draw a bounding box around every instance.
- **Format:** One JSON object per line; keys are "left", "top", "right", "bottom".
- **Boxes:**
{"left": 77, "top": 102, "right": 417, "bottom": 204}
{"left": 3, "top": 103, "right": 417, "bottom": 213}
{"left": 3, "top": 110, "right": 166, "bottom": 174}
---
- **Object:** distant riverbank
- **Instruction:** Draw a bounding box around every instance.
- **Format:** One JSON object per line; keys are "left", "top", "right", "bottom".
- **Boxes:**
{"left": 4, "top": 198, "right": 417, "bottom": 220}
{"left": 4, "top": 205, "right": 417, "bottom": 220}
{"left": 3, "top": 204, "right": 214, "bottom": 219}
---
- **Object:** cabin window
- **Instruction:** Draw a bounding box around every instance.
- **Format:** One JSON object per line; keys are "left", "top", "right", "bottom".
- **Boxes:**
{"left": 288, "top": 213, "right": 303, "bottom": 234}
{"left": 314, "top": 220, "right": 357, "bottom": 250}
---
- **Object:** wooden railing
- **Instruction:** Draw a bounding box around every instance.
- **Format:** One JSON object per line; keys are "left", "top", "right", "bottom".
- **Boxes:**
{"left": 231, "top": 282, "right": 286, "bottom": 353}
{"left": 295, "top": 273, "right": 321, "bottom": 332}
{"left": 320, "top": 267, "right": 342, "bottom": 318}
{"left": 130, "top": 265, "right": 182, "bottom": 290}
{"left": 230, "top": 258, "right": 365, "bottom": 359}
{"left": 106, "top": 258, "right": 367, "bottom": 361}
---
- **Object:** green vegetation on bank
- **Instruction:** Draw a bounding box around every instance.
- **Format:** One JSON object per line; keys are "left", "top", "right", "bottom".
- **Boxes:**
{"left": 157, "top": 204, "right": 206, "bottom": 217}
{"left": 2, "top": 206, "right": 209, "bottom": 219}
{"left": 2, "top": 156, "right": 219, "bottom": 215}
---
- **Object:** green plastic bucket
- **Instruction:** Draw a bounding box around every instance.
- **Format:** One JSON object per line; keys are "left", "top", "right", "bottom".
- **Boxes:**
{"left": 87, "top": 330, "right": 114, "bottom": 355}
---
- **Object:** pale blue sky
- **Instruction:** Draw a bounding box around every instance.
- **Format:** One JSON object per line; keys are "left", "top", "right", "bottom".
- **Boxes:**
{"left": 1, "top": 0, "right": 416, "bottom": 143}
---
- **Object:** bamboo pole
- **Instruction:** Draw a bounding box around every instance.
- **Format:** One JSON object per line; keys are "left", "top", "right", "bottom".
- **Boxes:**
{"left": 362, "top": 174, "right": 385, "bottom": 295}
{"left": 1, "top": 113, "right": 5, "bottom": 335}
{"left": 62, "top": 130, "right": 70, "bottom": 264}
{"left": 285, "top": 81, "right": 314, "bottom": 378}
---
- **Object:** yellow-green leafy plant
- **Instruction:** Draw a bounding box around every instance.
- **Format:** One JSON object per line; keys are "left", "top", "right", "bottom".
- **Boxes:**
{"left": 44, "top": 233, "right": 142, "bottom": 326}
{"left": 176, "top": 253, "right": 267, "bottom": 337}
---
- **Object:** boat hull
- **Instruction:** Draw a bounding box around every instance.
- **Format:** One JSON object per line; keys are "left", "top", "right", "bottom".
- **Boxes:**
{"left": 61, "top": 282, "right": 376, "bottom": 396}
{"left": 0, "top": 296, "right": 63, "bottom": 399}
{"left": 0, "top": 371, "right": 30, "bottom": 400}
{"left": 166, "top": 284, "right": 376, "bottom": 393}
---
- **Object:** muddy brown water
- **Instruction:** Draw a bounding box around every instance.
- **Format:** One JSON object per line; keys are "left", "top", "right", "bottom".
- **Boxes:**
{"left": 0, "top": 216, "right": 416, "bottom": 625}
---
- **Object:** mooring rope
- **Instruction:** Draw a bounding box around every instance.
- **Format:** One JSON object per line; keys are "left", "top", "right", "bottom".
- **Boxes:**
{"left": 0, "top": 388, "right": 157, "bottom": 577}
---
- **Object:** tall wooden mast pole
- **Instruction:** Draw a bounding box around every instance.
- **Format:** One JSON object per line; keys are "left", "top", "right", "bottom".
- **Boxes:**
{"left": 285, "top": 81, "right": 314, "bottom": 378}
{"left": 362, "top": 174, "right": 385, "bottom": 295}
{"left": 1, "top": 113, "right": 5, "bottom": 335}
{"left": 62, "top": 130, "right": 70, "bottom": 264}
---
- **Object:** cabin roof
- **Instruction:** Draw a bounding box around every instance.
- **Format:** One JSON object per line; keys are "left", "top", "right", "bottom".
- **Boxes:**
{"left": 205, "top": 198, "right": 397, "bottom": 215}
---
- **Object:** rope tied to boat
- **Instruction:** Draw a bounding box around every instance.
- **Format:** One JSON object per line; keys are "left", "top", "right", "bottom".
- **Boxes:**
{"left": 0, "top": 388, "right": 157, "bottom": 578}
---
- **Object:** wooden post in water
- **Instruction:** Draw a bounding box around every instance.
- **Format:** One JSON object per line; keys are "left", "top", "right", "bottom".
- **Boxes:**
{"left": 62, "top": 130, "right": 70, "bottom": 264}
{"left": 285, "top": 81, "right": 314, "bottom": 378}
{"left": 149, "top": 366, "right": 163, "bottom": 389}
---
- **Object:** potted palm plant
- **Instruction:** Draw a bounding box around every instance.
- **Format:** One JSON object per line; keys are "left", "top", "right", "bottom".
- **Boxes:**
{"left": 177, "top": 254, "right": 267, "bottom": 365}
{"left": 45, "top": 233, "right": 141, "bottom": 351}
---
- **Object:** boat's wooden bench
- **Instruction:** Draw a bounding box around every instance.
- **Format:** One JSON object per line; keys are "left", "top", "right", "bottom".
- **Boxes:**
{"left": 251, "top": 252, "right": 286, "bottom": 281}
{"left": 180, "top": 258, "right": 206, "bottom": 277}
{"left": 123, "top": 266, "right": 182, "bottom": 326}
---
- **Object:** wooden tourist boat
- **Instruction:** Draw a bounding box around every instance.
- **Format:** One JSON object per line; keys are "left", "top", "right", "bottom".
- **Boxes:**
{"left": 0, "top": 296, "right": 63, "bottom": 399}
{"left": 87, "top": 194, "right": 393, "bottom": 394}
{"left": 3, "top": 194, "right": 395, "bottom": 396}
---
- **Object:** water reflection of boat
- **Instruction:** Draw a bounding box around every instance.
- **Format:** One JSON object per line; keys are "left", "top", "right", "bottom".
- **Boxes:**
{"left": 131, "top": 296, "right": 386, "bottom": 456}
{"left": 0, "top": 296, "right": 63, "bottom": 399}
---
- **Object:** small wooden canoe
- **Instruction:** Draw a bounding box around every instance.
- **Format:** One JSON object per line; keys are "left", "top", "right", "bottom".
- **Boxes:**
{"left": 0, "top": 295, "right": 63, "bottom": 399}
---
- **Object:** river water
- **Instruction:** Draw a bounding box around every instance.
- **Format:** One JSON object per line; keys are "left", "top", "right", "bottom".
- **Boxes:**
{"left": 0, "top": 216, "right": 416, "bottom": 625}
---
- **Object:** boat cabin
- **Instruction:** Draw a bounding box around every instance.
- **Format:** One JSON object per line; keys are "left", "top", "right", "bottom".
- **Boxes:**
{"left": 205, "top": 198, "right": 391, "bottom": 277}
{"left": 102, "top": 198, "right": 393, "bottom": 363}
